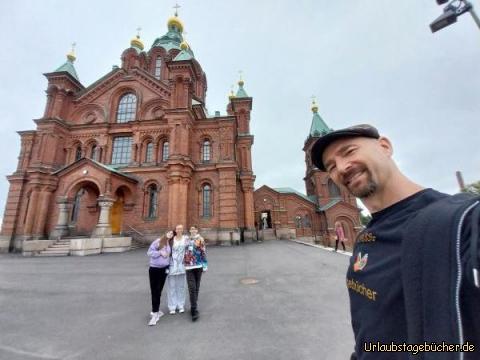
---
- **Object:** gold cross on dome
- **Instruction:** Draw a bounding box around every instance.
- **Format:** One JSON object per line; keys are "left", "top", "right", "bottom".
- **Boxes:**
{"left": 173, "top": 3, "right": 181, "bottom": 16}
{"left": 239, "top": 70, "right": 243, "bottom": 80}
{"left": 71, "top": 42, "right": 76, "bottom": 52}
{"left": 136, "top": 27, "right": 142, "bottom": 37}
{"left": 311, "top": 95, "right": 316, "bottom": 104}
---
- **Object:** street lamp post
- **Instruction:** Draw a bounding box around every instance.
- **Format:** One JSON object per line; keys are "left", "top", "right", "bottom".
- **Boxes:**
{"left": 430, "top": 0, "right": 480, "bottom": 33}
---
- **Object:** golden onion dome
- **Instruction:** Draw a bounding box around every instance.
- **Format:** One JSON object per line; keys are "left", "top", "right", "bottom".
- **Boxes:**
{"left": 311, "top": 99, "right": 319, "bottom": 113}
{"left": 66, "top": 50, "right": 76, "bottom": 62}
{"left": 238, "top": 79, "right": 244, "bottom": 87}
{"left": 180, "top": 40, "right": 189, "bottom": 50}
{"left": 168, "top": 15, "right": 184, "bottom": 33}
{"left": 228, "top": 89, "right": 235, "bottom": 100}
{"left": 131, "top": 35, "right": 144, "bottom": 50}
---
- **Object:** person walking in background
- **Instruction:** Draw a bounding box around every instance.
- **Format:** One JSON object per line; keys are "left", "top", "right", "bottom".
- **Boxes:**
{"left": 167, "top": 224, "right": 188, "bottom": 315}
{"left": 184, "top": 225, "right": 208, "bottom": 322}
{"left": 334, "top": 221, "right": 347, "bottom": 252}
{"left": 146, "top": 230, "right": 173, "bottom": 326}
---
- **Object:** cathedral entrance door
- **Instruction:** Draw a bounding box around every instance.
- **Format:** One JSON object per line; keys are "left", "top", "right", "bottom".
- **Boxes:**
{"left": 110, "top": 190, "right": 124, "bottom": 235}
{"left": 259, "top": 211, "right": 272, "bottom": 229}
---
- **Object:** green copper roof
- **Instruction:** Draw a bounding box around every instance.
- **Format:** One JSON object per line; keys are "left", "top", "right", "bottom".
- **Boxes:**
{"left": 273, "top": 187, "right": 315, "bottom": 204}
{"left": 310, "top": 111, "right": 331, "bottom": 137}
{"left": 173, "top": 48, "right": 194, "bottom": 61}
{"left": 151, "top": 25, "right": 196, "bottom": 57}
{"left": 54, "top": 59, "right": 79, "bottom": 81}
{"left": 319, "top": 199, "right": 341, "bottom": 211}
{"left": 236, "top": 83, "right": 248, "bottom": 98}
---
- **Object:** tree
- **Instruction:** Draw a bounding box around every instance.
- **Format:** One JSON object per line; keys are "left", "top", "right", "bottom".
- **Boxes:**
{"left": 462, "top": 180, "right": 480, "bottom": 195}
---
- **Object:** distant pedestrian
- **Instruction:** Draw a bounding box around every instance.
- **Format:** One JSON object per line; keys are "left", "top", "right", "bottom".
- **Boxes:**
{"left": 167, "top": 224, "right": 188, "bottom": 314}
{"left": 334, "top": 221, "right": 347, "bottom": 252}
{"left": 184, "top": 225, "right": 208, "bottom": 321}
{"left": 146, "top": 230, "right": 173, "bottom": 326}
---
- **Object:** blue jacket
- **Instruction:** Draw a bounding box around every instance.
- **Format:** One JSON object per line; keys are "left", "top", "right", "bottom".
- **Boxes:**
{"left": 402, "top": 193, "right": 480, "bottom": 360}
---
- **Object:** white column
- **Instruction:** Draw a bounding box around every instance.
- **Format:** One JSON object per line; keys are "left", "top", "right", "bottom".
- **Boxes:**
{"left": 50, "top": 196, "right": 70, "bottom": 239}
{"left": 92, "top": 196, "right": 114, "bottom": 237}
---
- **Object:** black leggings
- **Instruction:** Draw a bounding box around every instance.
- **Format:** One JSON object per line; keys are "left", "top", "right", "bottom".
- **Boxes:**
{"left": 149, "top": 266, "right": 168, "bottom": 313}
{"left": 186, "top": 268, "right": 203, "bottom": 311}
{"left": 335, "top": 239, "right": 346, "bottom": 251}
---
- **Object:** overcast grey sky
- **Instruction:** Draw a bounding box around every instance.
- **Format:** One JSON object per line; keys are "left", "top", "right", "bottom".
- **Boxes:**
{"left": 0, "top": 0, "right": 479, "bottom": 218}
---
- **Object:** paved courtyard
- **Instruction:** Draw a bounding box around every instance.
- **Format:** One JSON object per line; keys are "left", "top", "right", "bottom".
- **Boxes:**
{"left": 0, "top": 241, "right": 354, "bottom": 360}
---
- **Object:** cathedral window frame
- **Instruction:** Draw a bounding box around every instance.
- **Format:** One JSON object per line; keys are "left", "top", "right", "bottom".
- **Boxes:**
{"left": 201, "top": 138, "right": 212, "bottom": 163}
{"left": 74, "top": 145, "right": 82, "bottom": 162}
{"left": 111, "top": 136, "right": 133, "bottom": 165}
{"left": 116, "top": 93, "right": 137, "bottom": 123}
{"left": 161, "top": 140, "right": 169, "bottom": 162}
{"left": 154, "top": 56, "right": 162, "bottom": 80}
{"left": 145, "top": 183, "right": 159, "bottom": 219}
{"left": 71, "top": 188, "right": 86, "bottom": 223}
{"left": 86, "top": 140, "right": 99, "bottom": 161}
{"left": 327, "top": 178, "right": 341, "bottom": 199}
{"left": 145, "top": 142, "right": 154, "bottom": 163}
{"left": 201, "top": 183, "right": 213, "bottom": 218}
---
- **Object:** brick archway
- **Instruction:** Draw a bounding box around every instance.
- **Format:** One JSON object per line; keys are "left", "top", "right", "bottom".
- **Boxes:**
{"left": 68, "top": 180, "right": 101, "bottom": 236}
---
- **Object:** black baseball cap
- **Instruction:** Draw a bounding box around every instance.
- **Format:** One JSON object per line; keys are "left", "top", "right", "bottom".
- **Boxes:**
{"left": 311, "top": 124, "right": 380, "bottom": 171}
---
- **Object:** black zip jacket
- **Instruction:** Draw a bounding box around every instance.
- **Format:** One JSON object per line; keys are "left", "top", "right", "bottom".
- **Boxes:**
{"left": 401, "top": 193, "right": 480, "bottom": 360}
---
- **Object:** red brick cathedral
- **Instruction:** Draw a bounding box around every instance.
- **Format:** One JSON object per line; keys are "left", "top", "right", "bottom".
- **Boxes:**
{"left": 253, "top": 99, "right": 361, "bottom": 246}
{"left": 0, "top": 13, "right": 256, "bottom": 253}
{"left": 0, "top": 13, "right": 360, "bottom": 254}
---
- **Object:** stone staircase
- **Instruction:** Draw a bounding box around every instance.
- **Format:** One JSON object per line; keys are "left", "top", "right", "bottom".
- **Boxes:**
{"left": 35, "top": 239, "right": 71, "bottom": 257}
{"left": 124, "top": 225, "right": 148, "bottom": 250}
{"left": 130, "top": 238, "right": 147, "bottom": 250}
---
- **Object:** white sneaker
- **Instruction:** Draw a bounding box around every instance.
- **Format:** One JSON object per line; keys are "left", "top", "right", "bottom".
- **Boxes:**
{"left": 169, "top": 310, "right": 176, "bottom": 315}
{"left": 148, "top": 312, "right": 160, "bottom": 326}
{"left": 178, "top": 308, "right": 185, "bottom": 313}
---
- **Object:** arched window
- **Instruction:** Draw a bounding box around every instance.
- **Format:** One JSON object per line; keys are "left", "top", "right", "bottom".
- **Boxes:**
{"left": 71, "top": 189, "right": 85, "bottom": 222}
{"left": 75, "top": 146, "right": 82, "bottom": 161}
{"left": 202, "top": 184, "right": 212, "bottom": 218}
{"left": 328, "top": 179, "right": 341, "bottom": 198}
{"left": 90, "top": 144, "right": 98, "bottom": 161}
{"left": 116, "top": 93, "right": 137, "bottom": 123}
{"left": 147, "top": 184, "right": 158, "bottom": 218}
{"left": 145, "top": 142, "right": 153, "bottom": 162}
{"left": 202, "top": 140, "right": 211, "bottom": 163}
{"left": 154, "top": 57, "right": 162, "bottom": 80}
{"left": 304, "top": 215, "right": 312, "bottom": 228}
{"left": 295, "top": 215, "right": 303, "bottom": 228}
{"left": 162, "top": 141, "right": 169, "bottom": 162}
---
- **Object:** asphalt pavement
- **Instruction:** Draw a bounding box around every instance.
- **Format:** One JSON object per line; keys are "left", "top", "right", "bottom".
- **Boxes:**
{"left": 0, "top": 240, "right": 354, "bottom": 360}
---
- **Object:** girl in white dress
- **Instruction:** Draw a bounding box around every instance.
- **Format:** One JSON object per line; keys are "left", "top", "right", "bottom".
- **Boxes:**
{"left": 167, "top": 224, "right": 188, "bottom": 314}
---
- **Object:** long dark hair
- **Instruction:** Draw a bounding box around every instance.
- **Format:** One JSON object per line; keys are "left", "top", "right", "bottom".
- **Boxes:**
{"left": 159, "top": 230, "right": 176, "bottom": 249}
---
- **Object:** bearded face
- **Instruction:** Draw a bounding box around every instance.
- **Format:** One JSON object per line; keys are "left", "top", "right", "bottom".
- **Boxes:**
{"left": 323, "top": 137, "right": 392, "bottom": 200}
{"left": 339, "top": 163, "right": 378, "bottom": 198}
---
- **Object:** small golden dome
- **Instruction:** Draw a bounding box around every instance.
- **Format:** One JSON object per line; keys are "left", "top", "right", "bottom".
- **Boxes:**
{"left": 228, "top": 89, "right": 235, "bottom": 100}
{"left": 238, "top": 79, "right": 244, "bottom": 87}
{"left": 67, "top": 51, "right": 76, "bottom": 62}
{"left": 131, "top": 35, "right": 144, "bottom": 50}
{"left": 180, "top": 40, "right": 189, "bottom": 50}
{"left": 311, "top": 101, "right": 319, "bottom": 113}
{"left": 168, "top": 15, "right": 184, "bottom": 33}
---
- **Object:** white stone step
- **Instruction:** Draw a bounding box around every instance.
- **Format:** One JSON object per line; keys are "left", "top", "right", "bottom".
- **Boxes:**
{"left": 36, "top": 252, "right": 69, "bottom": 257}
{"left": 40, "top": 249, "right": 70, "bottom": 254}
